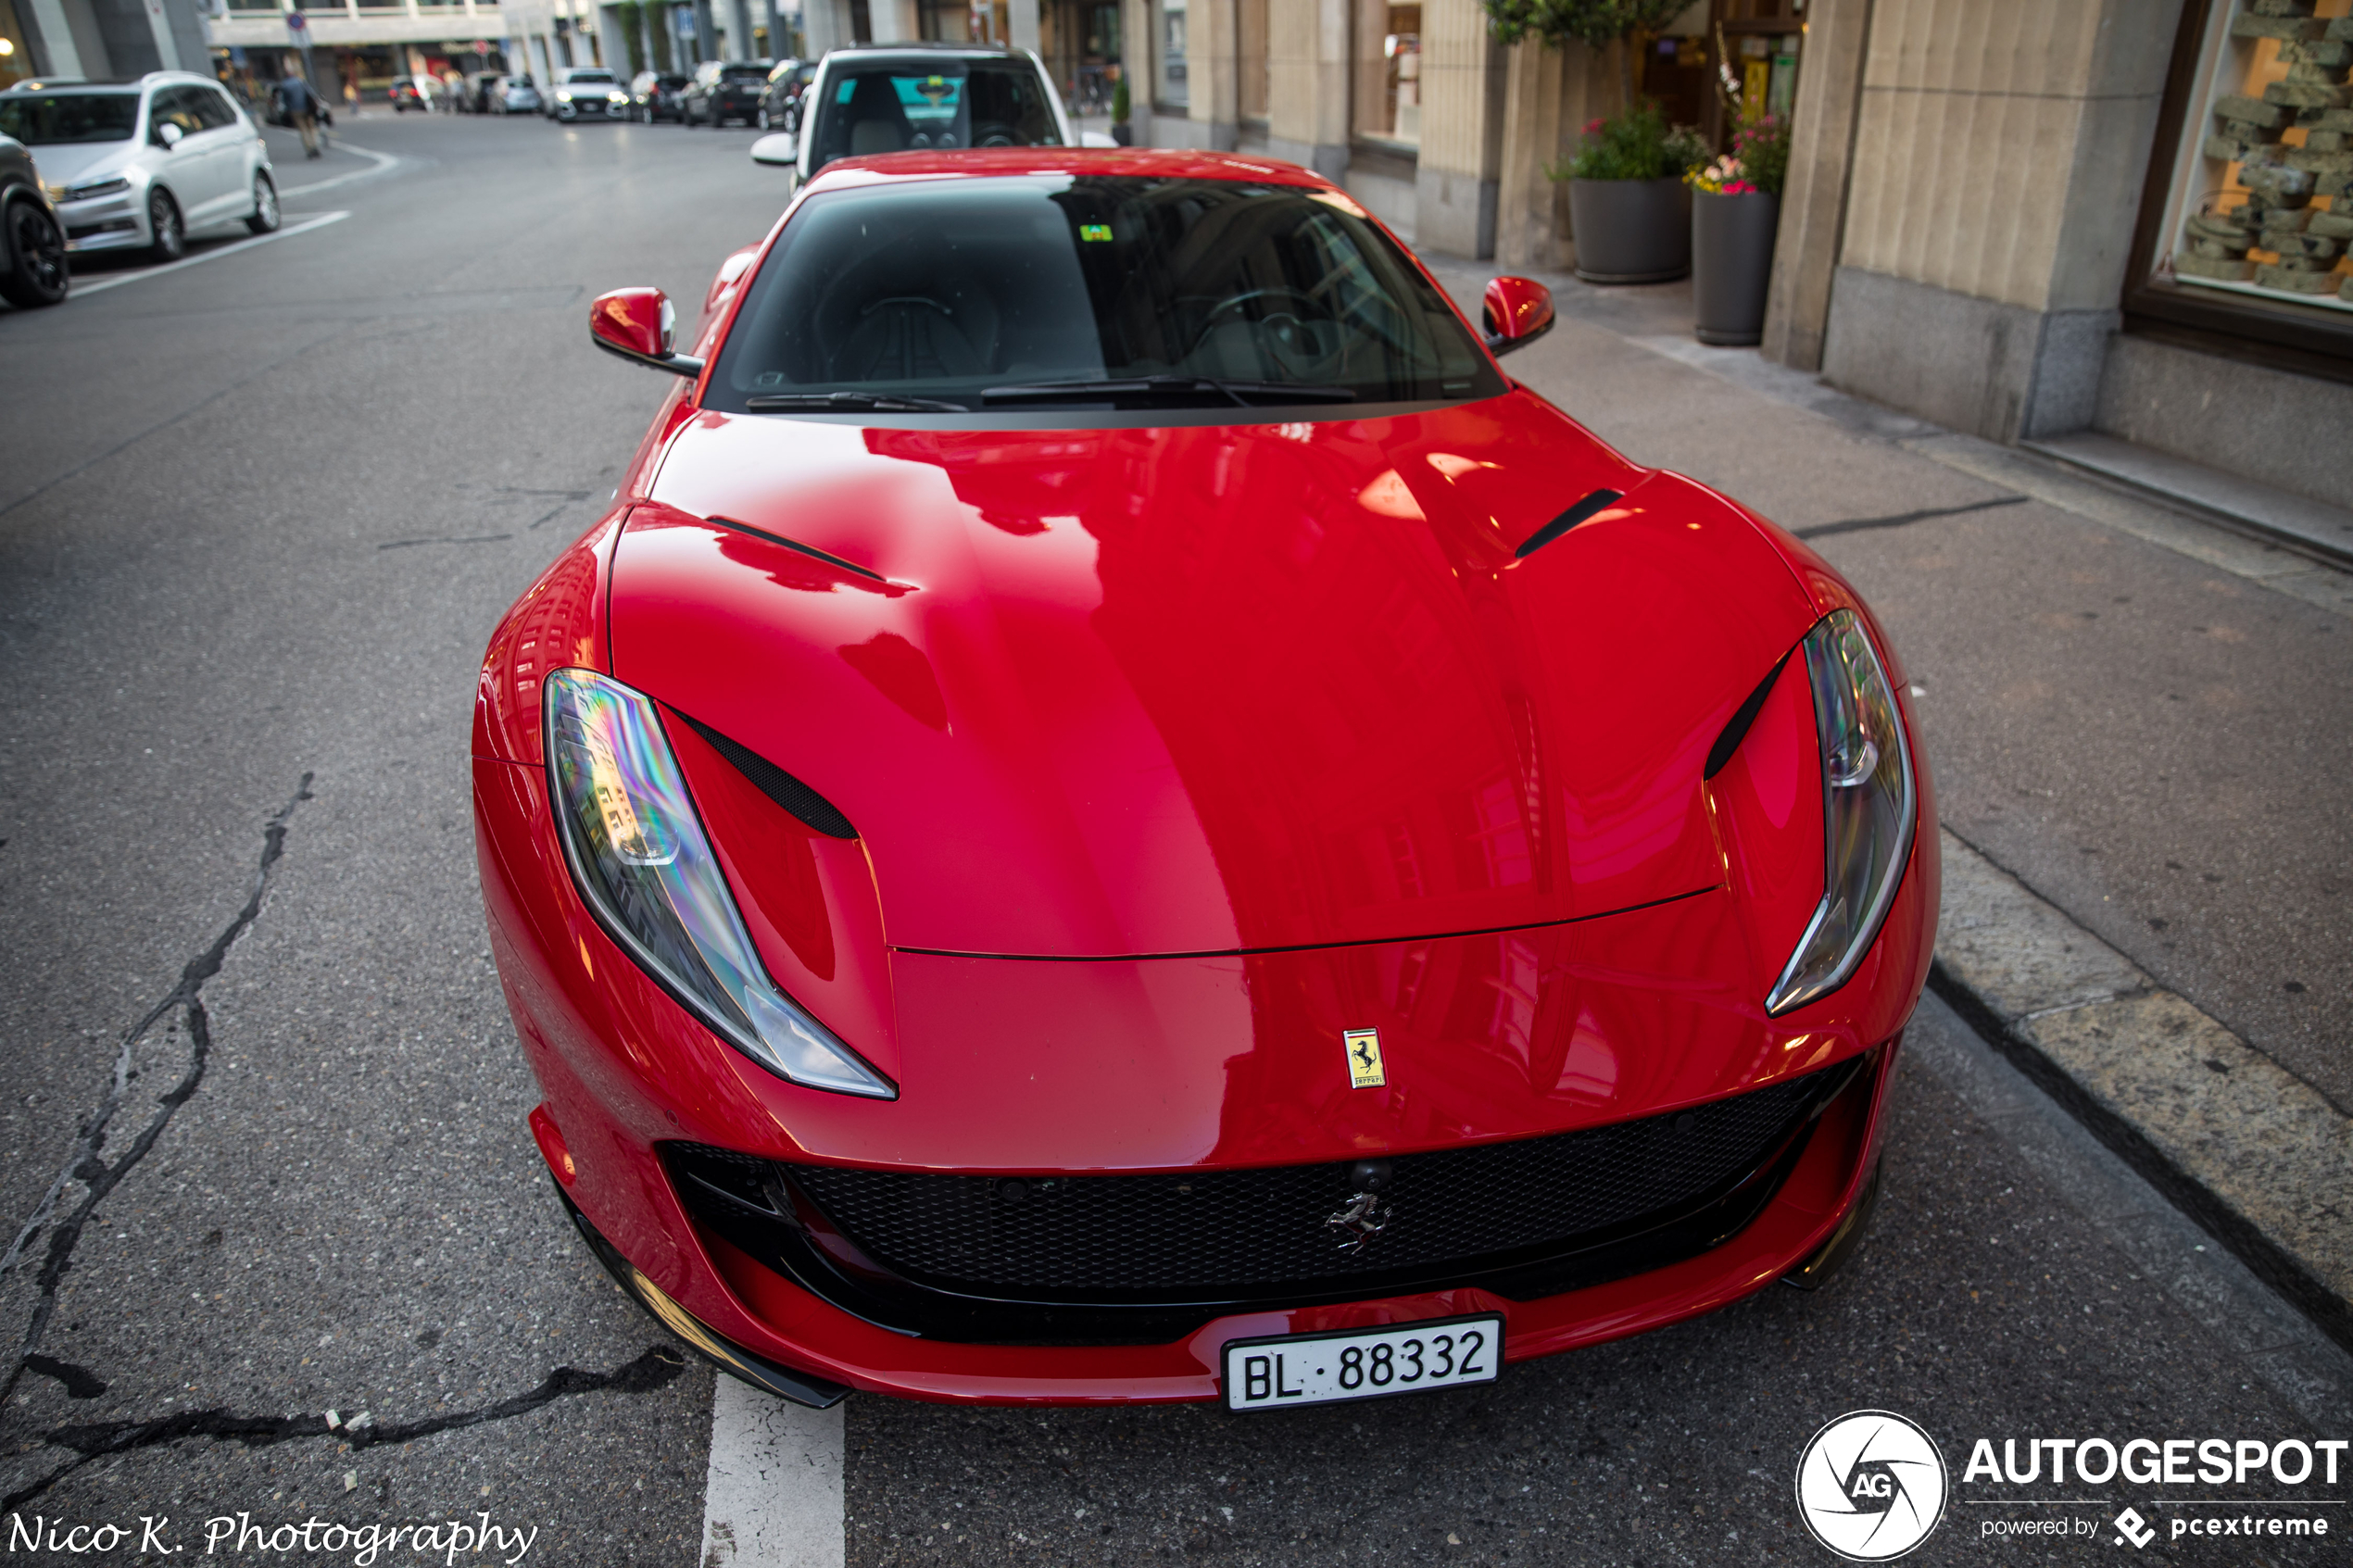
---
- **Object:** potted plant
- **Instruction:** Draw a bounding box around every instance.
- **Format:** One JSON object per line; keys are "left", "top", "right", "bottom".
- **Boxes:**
{"left": 1688, "top": 112, "right": 1791, "bottom": 345}
{"left": 1484, "top": 0, "right": 1702, "bottom": 282}
{"left": 1552, "top": 100, "right": 1708, "bottom": 282}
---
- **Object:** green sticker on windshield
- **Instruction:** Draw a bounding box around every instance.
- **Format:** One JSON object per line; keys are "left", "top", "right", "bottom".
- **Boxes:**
{"left": 1079, "top": 223, "right": 1114, "bottom": 243}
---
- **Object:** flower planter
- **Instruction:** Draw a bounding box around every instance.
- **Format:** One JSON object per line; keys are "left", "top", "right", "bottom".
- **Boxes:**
{"left": 1567, "top": 177, "right": 1692, "bottom": 284}
{"left": 1692, "top": 189, "right": 1780, "bottom": 345}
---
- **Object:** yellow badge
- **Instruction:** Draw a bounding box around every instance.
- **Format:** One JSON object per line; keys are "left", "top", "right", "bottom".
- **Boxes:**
{"left": 1342, "top": 1028, "right": 1386, "bottom": 1089}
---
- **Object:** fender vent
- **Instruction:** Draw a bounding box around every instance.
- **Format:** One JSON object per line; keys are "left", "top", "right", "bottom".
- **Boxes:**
{"left": 1514, "top": 488, "right": 1624, "bottom": 558}
{"left": 675, "top": 713, "right": 858, "bottom": 839}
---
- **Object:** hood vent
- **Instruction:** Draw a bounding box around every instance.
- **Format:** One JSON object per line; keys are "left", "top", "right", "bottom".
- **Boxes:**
{"left": 1704, "top": 650, "right": 1795, "bottom": 781}
{"left": 675, "top": 712, "right": 860, "bottom": 839}
{"left": 1515, "top": 488, "right": 1625, "bottom": 559}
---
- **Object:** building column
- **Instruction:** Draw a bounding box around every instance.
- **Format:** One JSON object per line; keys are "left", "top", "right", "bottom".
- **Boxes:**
{"left": 875, "top": 0, "right": 915, "bottom": 41}
{"left": 1494, "top": 35, "right": 1610, "bottom": 271}
{"left": 1412, "top": 0, "right": 1504, "bottom": 258}
{"left": 691, "top": 0, "right": 713, "bottom": 60}
{"left": 21, "top": 0, "right": 83, "bottom": 76}
{"left": 1183, "top": 0, "right": 1238, "bottom": 149}
{"left": 801, "top": 0, "right": 847, "bottom": 55}
{"left": 1265, "top": 0, "right": 1346, "bottom": 179}
{"left": 1008, "top": 0, "right": 1037, "bottom": 53}
{"left": 1759, "top": 0, "right": 1871, "bottom": 372}
{"left": 726, "top": 0, "right": 750, "bottom": 56}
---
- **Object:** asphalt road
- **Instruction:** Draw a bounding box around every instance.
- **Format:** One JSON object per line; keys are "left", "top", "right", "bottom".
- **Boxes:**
{"left": 0, "top": 115, "right": 2347, "bottom": 1566}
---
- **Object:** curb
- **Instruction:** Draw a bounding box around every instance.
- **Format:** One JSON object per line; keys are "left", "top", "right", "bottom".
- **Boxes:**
{"left": 1928, "top": 828, "right": 2353, "bottom": 1356}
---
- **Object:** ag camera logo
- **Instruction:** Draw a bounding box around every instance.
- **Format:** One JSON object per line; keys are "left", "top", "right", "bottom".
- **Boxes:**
{"left": 1795, "top": 1410, "right": 1949, "bottom": 1561}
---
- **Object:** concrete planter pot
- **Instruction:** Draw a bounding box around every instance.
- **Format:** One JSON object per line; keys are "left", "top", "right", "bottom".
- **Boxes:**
{"left": 1567, "top": 177, "right": 1692, "bottom": 284}
{"left": 1692, "top": 188, "right": 1781, "bottom": 346}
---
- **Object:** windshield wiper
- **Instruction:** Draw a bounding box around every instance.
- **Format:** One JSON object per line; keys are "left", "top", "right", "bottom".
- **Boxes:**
{"left": 746, "top": 391, "right": 970, "bottom": 413}
{"left": 980, "top": 375, "right": 1357, "bottom": 408}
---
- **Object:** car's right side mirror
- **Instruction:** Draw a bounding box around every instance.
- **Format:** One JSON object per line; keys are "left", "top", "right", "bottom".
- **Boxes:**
{"left": 1482, "top": 276, "right": 1555, "bottom": 357}
{"left": 749, "top": 132, "right": 798, "bottom": 167}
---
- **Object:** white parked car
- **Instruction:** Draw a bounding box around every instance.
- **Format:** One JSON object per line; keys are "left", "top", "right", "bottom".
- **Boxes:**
{"left": 748, "top": 45, "right": 1112, "bottom": 186}
{"left": 0, "top": 71, "right": 278, "bottom": 263}
{"left": 546, "top": 67, "right": 629, "bottom": 122}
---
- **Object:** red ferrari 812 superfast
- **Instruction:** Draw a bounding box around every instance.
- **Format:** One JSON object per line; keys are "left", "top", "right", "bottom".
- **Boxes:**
{"left": 472, "top": 148, "right": 1937, "bottom": 1411}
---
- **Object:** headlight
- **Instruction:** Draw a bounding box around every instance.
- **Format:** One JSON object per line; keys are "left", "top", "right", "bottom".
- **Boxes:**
{"left": 69, "top": 176, "right": 130, "bottom": 199}
{"left": 557, "top": 90, "right": 573, "bottom": 101}
{"left": 1765, "top": 608, "right": 1917, "bottom": 1015}
{"left": 545, "top": 668, "right": 895, "bottom": 1098}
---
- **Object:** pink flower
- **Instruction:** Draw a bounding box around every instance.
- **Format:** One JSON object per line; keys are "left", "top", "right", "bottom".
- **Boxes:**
{"left": 1584, "top": 118, "right": 1604, "bottom": 134}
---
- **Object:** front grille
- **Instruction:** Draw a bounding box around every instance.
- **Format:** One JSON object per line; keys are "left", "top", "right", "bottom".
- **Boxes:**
{"left": 792, "top": 1070, "right": 1825, "bottom": 1297}
{"left": 666, "top": 1058, "right": 1864, "bottom": 1342}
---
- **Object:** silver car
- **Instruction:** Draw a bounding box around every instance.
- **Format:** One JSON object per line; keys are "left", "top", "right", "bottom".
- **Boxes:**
{"left": 0, "top": 71, "right": 278, "bottom": 263}
{"left": 490, "top": 77, "right": 544, "bottom": 116}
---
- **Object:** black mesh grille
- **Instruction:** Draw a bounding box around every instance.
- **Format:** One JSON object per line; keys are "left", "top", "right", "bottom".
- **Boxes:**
{"left": 778, "top": 1069, "right": 1830, "bottom": 1298}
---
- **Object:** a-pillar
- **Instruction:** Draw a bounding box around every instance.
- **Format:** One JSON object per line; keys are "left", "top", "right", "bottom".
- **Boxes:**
{"left": 1493, "top": 35, "right": 1612, "bottom": 272}
{"left": 1265, "top": 0, "right": 1347, "bottom": 180}
{"left": 1412, "top": 0, "right": 1504, "bottom": 258}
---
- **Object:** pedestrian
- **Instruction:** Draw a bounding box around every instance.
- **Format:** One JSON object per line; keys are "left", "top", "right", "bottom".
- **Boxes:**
{"left": 277, "top": 68, "right": 323, "bottom": 158}
{"left": 1107, "top": 59, "right": 1130, "bottom": 146}
{"left": 343, "top": 75, "right": 359, "bottom": 119}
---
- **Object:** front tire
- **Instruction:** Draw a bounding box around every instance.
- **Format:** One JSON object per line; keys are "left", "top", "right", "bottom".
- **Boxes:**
{"left": 0, "top": 196, "right": 69, "bottom": 307}
{"left": 146, "top": 188, "right": 185, "bottom": 263}
{"left": 245, "top": 171, "right": 281, "bottom": 234}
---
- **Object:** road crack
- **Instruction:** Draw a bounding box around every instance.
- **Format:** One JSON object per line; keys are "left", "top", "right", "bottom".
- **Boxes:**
{"left": 0, "top": 774, "right": 314, "bottom": 1411}
{"left": 2, "top": 1346, "right": 686, "bottom": 1511}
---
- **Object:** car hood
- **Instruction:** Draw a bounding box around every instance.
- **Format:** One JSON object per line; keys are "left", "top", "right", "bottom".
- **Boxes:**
{"left": 31, "top": 141, "right": 138, "bottom": 188}
{"left": 612, "top": 391, "right": 1822, "bottom": 959}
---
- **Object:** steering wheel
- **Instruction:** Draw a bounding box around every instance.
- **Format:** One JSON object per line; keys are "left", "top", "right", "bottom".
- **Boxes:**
{"left": 1187, "top": 286, "right": 1335, "bottom": 362}
{"left": 971, "top": 121, "right": 1017, "bottom": 147}
{"left": 862, "top": 295, "right": 955, "bottom": 320}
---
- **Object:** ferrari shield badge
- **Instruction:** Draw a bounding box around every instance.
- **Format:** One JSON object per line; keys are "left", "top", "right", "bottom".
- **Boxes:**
{"left": 1342, "top": 1028, "right": 1386, "bottom": 1089}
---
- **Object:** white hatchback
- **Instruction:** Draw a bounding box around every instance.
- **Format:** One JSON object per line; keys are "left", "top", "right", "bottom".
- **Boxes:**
{"left": 0, "top": 71, "right": 279, "bottom": 263}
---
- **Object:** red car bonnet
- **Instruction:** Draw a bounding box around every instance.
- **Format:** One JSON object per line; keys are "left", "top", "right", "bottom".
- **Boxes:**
{"left": 606, "top": 391, "right": 1823, "bottom": 960}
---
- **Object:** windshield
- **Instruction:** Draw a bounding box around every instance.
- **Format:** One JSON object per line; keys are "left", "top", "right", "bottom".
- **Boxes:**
{"left": 0, "top": 93, "right": 140, "bottom": 145}
{"left": 809, "top": 59, "right": 1058, "bottom": 168}
{"left": 706, "top": 175, "right": 1502, "bottom": 415}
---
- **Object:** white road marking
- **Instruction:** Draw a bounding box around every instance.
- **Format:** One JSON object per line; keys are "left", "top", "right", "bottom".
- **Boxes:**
{"left": 66, "top": 211, "right": 352, "bottom": 299}
{"left": 701, "top": 1375, "right": 845, "bottom": 1568}
{"left": 275, "top": 141, "right": 405, "bottom": 199}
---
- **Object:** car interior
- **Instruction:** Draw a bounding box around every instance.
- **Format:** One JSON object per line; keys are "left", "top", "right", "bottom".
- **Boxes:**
{"left": 809, "top": 61, "right": 1058, "bottom": 169}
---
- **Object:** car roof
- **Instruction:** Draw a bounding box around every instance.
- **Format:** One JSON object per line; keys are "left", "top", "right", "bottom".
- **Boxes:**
{"left": 6, "top": 71, "right": 211, "bottom": 93}
{"left": 800, "top": 145, "right": 1335, "bottom": 196}
{"left": 825, "top": 43, "right": 1024, "bottom": 58}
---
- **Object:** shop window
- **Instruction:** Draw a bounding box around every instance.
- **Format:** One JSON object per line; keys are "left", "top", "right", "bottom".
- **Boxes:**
{"left": 1155, "top": 0, "right": 1186, "bottom": 107}
{"left": 1353, "top": 0, "right": 1418, "bottom": 146}
{"left": 2153, "top": 0, "right": 2352, "bottom": 318}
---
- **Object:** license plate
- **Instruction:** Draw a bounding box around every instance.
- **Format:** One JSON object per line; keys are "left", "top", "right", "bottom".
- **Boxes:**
{"left": 1222, "top": 1314, "right": 1501, "bottom": 1411}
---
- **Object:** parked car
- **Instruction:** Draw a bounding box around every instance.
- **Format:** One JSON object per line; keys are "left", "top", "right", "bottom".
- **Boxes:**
{"left": 628, "top": 70, "right": 690, "bottom": 124}
{"left": 756, "top": 58, "right": 815, "bottom": 132}
{"left": 497, "top": 146, "right": 1935, "bottom": 1410}
{"left": 547, "top": 67, "right": 628, "bottom": 122}
{"left": 0, "top": 71, "right": 278, "bottom": 265}
{"left": 0, "top": 131, "right": 68, "bottom": 307}
{"left": 682, "top": 59, "right": 772, "bottom": 128}
{"left": 387, "top": 76, "right": 431, "bottom": 112}
{"left": 489, "top": 76, "right": 542, "bottom": 116}
{"left": 755, "top": 45, "right": 1078, "bottom": 185}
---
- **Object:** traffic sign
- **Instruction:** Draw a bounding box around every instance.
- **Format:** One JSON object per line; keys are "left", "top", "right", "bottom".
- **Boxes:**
{"left": 283, "top": 9, "right": 307, "bottom": 29}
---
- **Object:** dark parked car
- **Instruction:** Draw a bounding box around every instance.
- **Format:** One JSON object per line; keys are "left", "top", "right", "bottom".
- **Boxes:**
{"left": 387, "top": 78, "right": 427, "bottom": 113}
{"left": 757, "top": 57, "right": 815, "bottom": 132}
{"left": 0, "top": 131, "right": 68, "bottom": 307}
{"left": 683, "top": 59, "right": 771, "bottom": 127}
{"left": 629, "top": 70, "right": 690, "bottom": 124}
{"left": 467, "top": 71, "right": 501, "bottom": 113}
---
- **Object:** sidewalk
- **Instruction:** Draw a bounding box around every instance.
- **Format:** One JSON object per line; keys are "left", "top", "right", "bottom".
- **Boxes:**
{"left": 1422, "top": 257, "right": 2353, "bottom": 1351}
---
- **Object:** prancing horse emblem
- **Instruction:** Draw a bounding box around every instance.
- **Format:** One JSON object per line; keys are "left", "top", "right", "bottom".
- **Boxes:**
{"left": 1342, "top": 1027, "right": 1386, "bottom": 1089}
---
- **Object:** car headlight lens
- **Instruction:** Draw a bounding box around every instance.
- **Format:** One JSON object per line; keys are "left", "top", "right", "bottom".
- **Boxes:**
{"left": 610, "top": 90, "right": 628, "bottom": 102}
{"left": 544, "top": 668, "right": 895, "bottom": 1098}
{"left": 69, "top": 176, "right": 130, "bottom": 198}
{"left": 1765, "top": 608, "right": 1917, "bottom": 1016}
{"left": 558, "top": 90, "right": 573, "bottom": 101}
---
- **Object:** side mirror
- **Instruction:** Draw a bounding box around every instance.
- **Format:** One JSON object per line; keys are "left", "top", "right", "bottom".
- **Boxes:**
{"left": 1482, "top": 275, "right": 1554, "bottom": 357}
{"left": 749, "top": 132, "right": 798, "bottom": 167}
{"left": 157, "top": 120, "right": 184, "bottom": 148}
{"left": 590, "top": 287, "right": 705, "bottom": 378}
{"left": 1079, "top": 130, "right": 1117, "bottom": 148}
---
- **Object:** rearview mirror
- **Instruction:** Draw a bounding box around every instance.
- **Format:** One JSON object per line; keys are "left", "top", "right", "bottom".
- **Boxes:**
{"left": 1482, "top": 276, "right": 1555, "bottom": 357}
{"left": 749, "top": 132, "right": 797, "bottom": 167}
{"left": 589, "top": 287, "right": 705, "bottom": 378}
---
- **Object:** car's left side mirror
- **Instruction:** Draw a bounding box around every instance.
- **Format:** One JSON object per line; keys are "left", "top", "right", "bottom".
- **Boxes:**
{"left": 1482, "top": 276, "right": 1554, "bottom": 357}
{"left": 749, "top": 132, "right": 798, "bottom": 167}
{"left": 590, "top": 287, "right": 705, "bottom": 378}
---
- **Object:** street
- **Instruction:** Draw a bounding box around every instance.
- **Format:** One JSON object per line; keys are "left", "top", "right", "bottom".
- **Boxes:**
{"left": 1, "top": 113, "right": 2348, "bottom": 1565}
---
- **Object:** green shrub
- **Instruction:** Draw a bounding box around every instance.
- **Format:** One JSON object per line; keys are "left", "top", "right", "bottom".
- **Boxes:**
{"left": 1552, "top": 100, "right": 1708, "bottom": 182}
